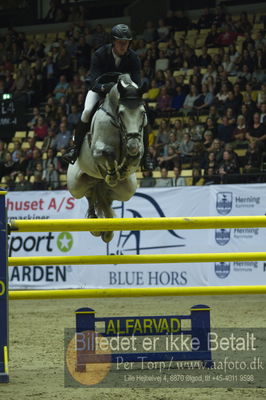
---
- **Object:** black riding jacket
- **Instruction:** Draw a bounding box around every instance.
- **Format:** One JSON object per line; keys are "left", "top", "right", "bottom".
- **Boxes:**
{"left": 89, "top": 44, "right": 141, "bottom": 92}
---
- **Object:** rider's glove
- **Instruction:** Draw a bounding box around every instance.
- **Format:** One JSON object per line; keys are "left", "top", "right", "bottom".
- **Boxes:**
{"left": 101, "top": 82, "right": 115, "bottom": 94}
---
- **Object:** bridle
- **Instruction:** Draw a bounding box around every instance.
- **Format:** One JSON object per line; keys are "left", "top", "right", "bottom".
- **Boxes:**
{"left": 99, "top": 101, "right": 146, "bottom": 156}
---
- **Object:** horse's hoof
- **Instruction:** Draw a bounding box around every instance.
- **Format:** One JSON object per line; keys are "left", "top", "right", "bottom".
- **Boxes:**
{"left": 101, "top": 231, "right": 114, "bottom": 243}
{"left": 90, "top": 231, "right": 102, "bottom": 237}
{"left": 118, "top": 169, "right": 128, "bottom": 180}
{"left": 105, "top": 174, "right": 119, "bottom": 187}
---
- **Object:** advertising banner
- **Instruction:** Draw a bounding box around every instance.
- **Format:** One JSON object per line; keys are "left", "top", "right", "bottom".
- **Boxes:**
{"left": 6, "top": 184, "right": 266, "bottom": 289}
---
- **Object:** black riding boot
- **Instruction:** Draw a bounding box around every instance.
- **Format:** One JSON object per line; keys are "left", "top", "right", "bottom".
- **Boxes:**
{"left": 140, "top": 125, "right": 151, "bottom": 171}
{"left": 62, "top": 121, "right": 90, "bottom": 164}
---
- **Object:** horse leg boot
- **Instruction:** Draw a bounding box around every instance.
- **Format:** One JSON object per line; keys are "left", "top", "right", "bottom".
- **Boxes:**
{"left": 104, "top": 150, "right": 120, "bottom": 187}
{"left": 86, "top": 197, "right": 102, "bottom": 237}
{"left": 62, "top": 121, "right": 90, "bottom": 164}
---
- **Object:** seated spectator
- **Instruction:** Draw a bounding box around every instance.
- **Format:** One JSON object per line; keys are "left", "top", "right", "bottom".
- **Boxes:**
{"left": 191, "top": 141, "right": 205, "bottom": 168}
{"left": 54, "top": 122, "right": 71, "bottom": 151}
{"left": 156, "top": 87, "right": 172, "bottom": 115}
{"left": 243, "top": 83, "right": 257, "bottom": 104}
{"left": 154, "top": 167, "right": 172, "bottom": 187}
{"left": 27, "top": 106, "right": 41, "bottom": 130}
{"left": 165, "top": 70, "right": 177, "bottom": 89}
{"left": 204, "top": 151, "right": 218, "bottom": 173}
{"left": 91, "top": 24, "right": 109, "bottom": 50}
{"left": 67, "top": 104, "right": 81, "bottom": 129}
{"left": 154, "top": 69, "right": 166, "bottom": 88}
{"left": 215, "top": 83, "right": 229, "bottom": 112}
{"left": 197, "top": 8, "right": 214, "bottom": 29}
{"left": 169, "top": 48, "right": 184, "bottom": 71}
{"left": 139, "top": 170, "right": 156, "bottom": 188}
{"left": 165, "top": 39, "right": 177, "bottom": 58}
{"left": 34, "top": 116, "right": 48, "bottom": 140}
{"left": 179, "top": 133, "right": 194, "bottom": 164}
{"left": 222, "top": 54, "right": 234, "bottom": 75}
{"left": 135, "top": 39, "right": 147, "bottom": 59}
{"left": 142, "top": 20, "right": 158, "bottom": 43}
{"left": 26, "top": 149, "right": 42, "bottom": 176}
{"left": 57, "top": 148, "right": 69, "bottom": 173}
{"left": 0, "top": 151, "right": 16, "bottom": 179}
{"left": 224, "top": 107, "right": 236, "bottom": 125}
{"left": 68, "top": 73, "right": 83, "bottom": 99}
{"left": 204, "top": 117, "right": 217, "bottom": 137}
{"left": 202, "top": 64, "right": 217, "bottom": 86}
{"left": 180, "top": 85, "right": 200, "bottom": 115}
{"left": 12, "top": 141, "right": 22, "bottom": 162}
{"left": 42, "top": 128, "right": 57, "bottom": 153}
{"left": 53, "top": 74, "right": 69, "bottom": 100}
{"left": 243, "top": 93, "right": 258, "bottom": 118}
{"left": 216, "top": 24, "right": 237, "bottom": 47}
{"left": 217, "top": 150, "right": 240, "bottom": 184}
{"left": 157, "top": 18, "right": 170, "bottom": 42}
{"left": 217, "top": 116, "right": 235, "bottom": 144}
{"left": 193, "top": 83, "right": 214, "bottom": 114}
{"left": 10, "top": 69, "right": 28, "bottom": 101}
{"left": 43, "top": 162, "right": 60, "bottom": 190}
{"left": 43, "top": 147, "right": 60, "bottom": 170}
{"left": 208, "top": 104, "right": 220, "bottom": 123}
{"left": 174, "top": 10, "right": 190, "bottom": 31}
{"left": 12, "top": 150, "right": 29, "bottom": 177}
{"left": 198, "top": 47, "right": 212, "bottom": 68}
{"left": 185, "top": 116, "right": 204, "bottom": 142}
{"left": 168, "top": 130, "right": 180, "bottom": 150}
{"left": 172, "top": 166, "right": 186, "bottom": 186}
{"left": 172, "top": 119, "right": 184, "bottom": 143}
{"left": 43, "top": 104, "right": 55, "bottom": 125}
{"left": 145, "top": 80, "right": 160, "bottom": 102}
{"left": 205, "top": 25, "right": 219, "bottom": 48}
{"left": 204, "top": 167, "right": 220, "bottom": 185}
{"left": 208, "top": 138, "right": 224, "bottom": 164}
{"left": 259, "top": 102, "right": 266, "bottom": 123}
{"left": 246, "top": 112, "right": 266, "bottom": 150}
{"left": 170, "top": 85, "right": 186, "bottom": 112}
{"left": 14, "top": 172, "right": 32, "bottom": 191}
{"left": 192, "top": 167, "right": 203, "bottom": 185}
{"left": 243, "top": 141, "right": 262, "bottom": 182}
{"left": 203, "top": 130, "right": 213, "bottom": 149}
{"left": 257, "top": 83, "right": 266, "bottom": 106}
{"left": 231, "top": 114, "right": 248, "bottom": 146}
{"left": 157, "top": 145, "right": 179, "bottom": 170}
{"left": 237, "top": 65, "right": 252, "bottom": 89}
{"left": 154, "top": 119, "right": 171, "bottom": 156}
{"left": 238, "top": 12, "right": 252, "bottom": 34}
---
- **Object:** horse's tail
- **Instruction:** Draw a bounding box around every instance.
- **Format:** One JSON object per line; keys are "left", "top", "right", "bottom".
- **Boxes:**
{"left": 91, "top": 182, "right": 116, "bottom": 218}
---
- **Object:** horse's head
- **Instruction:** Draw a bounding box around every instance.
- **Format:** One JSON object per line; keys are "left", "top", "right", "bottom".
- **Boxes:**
{"left": 115, "top": 74, "right": 147, "bottom": 157}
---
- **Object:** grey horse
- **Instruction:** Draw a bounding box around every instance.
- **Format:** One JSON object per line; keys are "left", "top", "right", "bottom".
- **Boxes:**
{"left": 67, "top": 74, "right": 147, "bottom": 242}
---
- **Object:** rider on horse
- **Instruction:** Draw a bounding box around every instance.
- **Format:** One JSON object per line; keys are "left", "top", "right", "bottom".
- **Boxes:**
{"left": 63, "top": 24, "right": 146, "bottom": 165}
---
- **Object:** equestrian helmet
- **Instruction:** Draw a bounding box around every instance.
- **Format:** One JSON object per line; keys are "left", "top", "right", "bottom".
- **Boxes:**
{"left": 111, "top": 24, "right": 132, "bottom": 41}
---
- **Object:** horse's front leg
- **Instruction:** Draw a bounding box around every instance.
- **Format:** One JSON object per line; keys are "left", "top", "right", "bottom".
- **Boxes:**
{"left": 118, "top": 155, "right": 141, "bottom": 180}
{"left": 86, "top": 196, "right": 102, "bottom": 237}
{"left": 103, "top": 150, "right": 120, "bottom": 187}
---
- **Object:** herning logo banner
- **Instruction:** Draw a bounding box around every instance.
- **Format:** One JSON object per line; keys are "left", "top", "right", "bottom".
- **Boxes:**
{"left": 215, "top": 229, "right": 231, "bottom": 246}
{"left": 215, "top": 262, "right": 231, "bottom": 279}
{"left": 216, "top": 192, "right": 233, "bottom": 215}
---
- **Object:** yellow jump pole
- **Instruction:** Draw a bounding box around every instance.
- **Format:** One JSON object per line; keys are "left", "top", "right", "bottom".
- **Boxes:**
{"left": 9, "top": 215, "right": 266, "bottom": 233}
{"left": 9, "top": 285, "right": 266, "bottom": 300}
{"left": 8, "top": 252, "right": 266, "bottom": 266}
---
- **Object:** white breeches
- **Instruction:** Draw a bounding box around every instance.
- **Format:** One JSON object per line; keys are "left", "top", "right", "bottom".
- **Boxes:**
{"left": 81, "top": 90, "right": 101, "bottom": 123}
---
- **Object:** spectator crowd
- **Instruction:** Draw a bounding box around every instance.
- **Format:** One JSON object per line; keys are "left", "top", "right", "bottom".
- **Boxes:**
{"left": 0, "top": 3, "right": 266, "bottom": 190}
